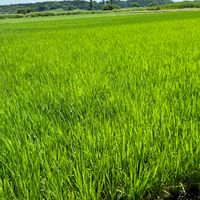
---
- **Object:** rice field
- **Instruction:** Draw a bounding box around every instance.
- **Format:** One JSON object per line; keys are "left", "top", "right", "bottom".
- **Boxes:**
{"left": 0, "top": 11, "right": 200, "bottom": 200}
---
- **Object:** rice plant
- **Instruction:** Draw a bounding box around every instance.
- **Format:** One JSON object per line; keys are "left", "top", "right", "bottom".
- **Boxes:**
{"left": 0, "top": 11, "right": 200, "bottom": 199}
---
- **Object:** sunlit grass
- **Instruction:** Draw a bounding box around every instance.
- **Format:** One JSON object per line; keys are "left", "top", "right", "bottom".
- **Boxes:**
{"left": 0, "top": 12, "right": 200, "bottom": 199}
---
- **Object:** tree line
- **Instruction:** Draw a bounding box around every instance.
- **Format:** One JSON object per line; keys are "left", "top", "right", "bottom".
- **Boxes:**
{"left": 0, "top": 0, "right": 171, "bottom": 14}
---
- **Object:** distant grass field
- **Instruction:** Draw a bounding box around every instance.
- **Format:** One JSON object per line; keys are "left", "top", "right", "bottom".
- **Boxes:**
{"left": 0, "top": 12, "right": 200, "bottom": 200}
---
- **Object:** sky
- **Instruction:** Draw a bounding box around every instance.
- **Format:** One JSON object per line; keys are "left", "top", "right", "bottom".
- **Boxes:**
{"left": 0, "top": 0, "right": 182, "bottom": 5}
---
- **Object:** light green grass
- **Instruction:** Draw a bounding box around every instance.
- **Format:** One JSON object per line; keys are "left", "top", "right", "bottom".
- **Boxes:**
{"left": 0, "top": 12, "right": 200, "bottom": 199}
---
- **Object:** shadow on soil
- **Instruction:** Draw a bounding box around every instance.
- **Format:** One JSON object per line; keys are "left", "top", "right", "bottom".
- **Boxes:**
{"left": 145, "top": 178, "right": 200, "bottom": 200}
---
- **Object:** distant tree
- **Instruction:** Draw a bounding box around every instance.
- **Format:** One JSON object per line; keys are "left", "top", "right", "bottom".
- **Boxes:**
{"left": 37, "top": 4, "right": 49, "bottom": 12}
{"left": 132, "top": 2, "right": 140, "bottom": 7}
{"left": 103, "top": 4, "right": 119, "bottom": 10}
{"left": 16, "top": 8, "right": 32, "bottom": 14}
{"left": 47, "top": 2, "right": 60, "bottom": 10}
{"left": 89, "top": 0, "right": 93, "bottom": 10}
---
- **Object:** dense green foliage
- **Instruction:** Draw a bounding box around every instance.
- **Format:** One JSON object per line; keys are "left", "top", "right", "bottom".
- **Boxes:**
{"left": 0, "top": 12, "right": 200, "bottom": 200}
{"left": 163, "top": 0, "right": 200, "bottom": 9}
{"left": 0, "top": 0, "right": 171, "bottom": 14}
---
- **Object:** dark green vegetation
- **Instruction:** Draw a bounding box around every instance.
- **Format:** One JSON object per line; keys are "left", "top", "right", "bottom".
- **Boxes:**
{"left": 1, "top": 0, "right": 200, "bottom": 20}
{"left": 0, "top": 0, "right": 171, "bottom": 14}
{"left": 0, "top": 11, "right": 200, "bottom": 200}
{"left": 163, "top": 0, "right": 200, "bottom": 9}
